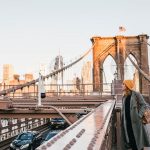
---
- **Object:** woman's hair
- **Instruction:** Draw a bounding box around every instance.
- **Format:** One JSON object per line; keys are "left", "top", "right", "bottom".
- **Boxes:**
{"left": 123, "top": 87, "right": 132, "bottom": 96}
{"left": 123, "top": 80, "right": 134, "bottom": 96}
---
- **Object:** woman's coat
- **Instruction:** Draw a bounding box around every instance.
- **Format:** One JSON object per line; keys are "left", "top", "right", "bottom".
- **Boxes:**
{"left": 121, "top": 91, "right": 150, "bottom": 150}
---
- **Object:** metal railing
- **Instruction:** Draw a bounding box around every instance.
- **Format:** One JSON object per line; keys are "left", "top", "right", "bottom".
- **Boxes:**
{"left": 0, "top": 83, "right": 113, "bottom": 100}
{"left": 36, "top": 100, "right": 116, "bottom": 150}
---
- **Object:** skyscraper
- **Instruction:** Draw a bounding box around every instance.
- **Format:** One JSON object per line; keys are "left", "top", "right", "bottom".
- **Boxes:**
{"left": 3, "top": 64, "right": 14, "bottom": 84}
{"left": 81, "top": 61, "right": 92, "bottom": 84}
{"left": 81, "top": 61, "right": 92, "bottom": 93}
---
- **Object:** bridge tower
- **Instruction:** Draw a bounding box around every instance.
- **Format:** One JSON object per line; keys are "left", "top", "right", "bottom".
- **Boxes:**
{"left": 91, "top": 34, "right": 149, "bottom": 94}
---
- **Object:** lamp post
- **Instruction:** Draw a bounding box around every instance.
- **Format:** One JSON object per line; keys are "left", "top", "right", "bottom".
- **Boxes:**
{"left": 38, "top": 72, "right": 42, "bottom": 107}
{"left": 114, "top": 71, "right": 118, "bottom": 80}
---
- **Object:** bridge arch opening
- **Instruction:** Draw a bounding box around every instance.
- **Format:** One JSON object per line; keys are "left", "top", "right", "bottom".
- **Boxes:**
{"left": 124, "top": 54, "right": 139, "bottom": 91}
{"left": 103, "top": 55, "right": 116, "bottom": 91}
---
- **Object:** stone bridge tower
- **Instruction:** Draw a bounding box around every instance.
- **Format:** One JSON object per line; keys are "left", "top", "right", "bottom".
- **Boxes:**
{"left": 91, "top": 34, "right": 149, "bottom": 94}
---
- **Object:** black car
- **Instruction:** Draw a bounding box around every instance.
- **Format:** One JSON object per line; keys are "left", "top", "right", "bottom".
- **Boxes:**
{"left": 10, "top": 131, "right": 42, "bottom": 150}
{"left": 50, "top": 118, "right": 69, "bottom": 129}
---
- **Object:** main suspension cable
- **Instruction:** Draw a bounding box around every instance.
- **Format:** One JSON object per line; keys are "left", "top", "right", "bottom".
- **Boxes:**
{"left": 0, "top": 43, "right": 95, "bottom": 96}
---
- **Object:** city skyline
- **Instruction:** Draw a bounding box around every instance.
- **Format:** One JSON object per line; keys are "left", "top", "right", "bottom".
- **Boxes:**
{"left": 0, "top": 0, "right": 150, "bottom": 80}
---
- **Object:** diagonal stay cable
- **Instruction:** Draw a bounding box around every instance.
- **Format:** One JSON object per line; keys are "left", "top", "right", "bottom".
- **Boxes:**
{"left": 44, "top": 43, "right": 95, "bottom": 79}
{"left": 146, "top": 41, "right": 150, "bottom": 47}
{"left": 95, "top": 42, "right": 115, "bottom": 62}
{"left": 124, "top": 50, "right": 150, "bottom": 82}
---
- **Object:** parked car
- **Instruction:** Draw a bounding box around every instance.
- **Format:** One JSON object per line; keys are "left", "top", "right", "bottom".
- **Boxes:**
{"left": 41, "top": 130, "right": 61, "bottom": 144}
{"left": 10, "top": 131, "right": 42, "bottom": 150}
{"left": 50, "top": 118, "right": 69, "bottom": 129}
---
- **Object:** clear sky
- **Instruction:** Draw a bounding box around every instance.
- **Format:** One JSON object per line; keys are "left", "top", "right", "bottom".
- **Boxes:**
{"left": 0, "top": 0, "right": 150, "bottom": 80}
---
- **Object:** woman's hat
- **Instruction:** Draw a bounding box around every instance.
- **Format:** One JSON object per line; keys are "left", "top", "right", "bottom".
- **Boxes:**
{"left": 123, "top": 80, "right": 134, "bottom": 90}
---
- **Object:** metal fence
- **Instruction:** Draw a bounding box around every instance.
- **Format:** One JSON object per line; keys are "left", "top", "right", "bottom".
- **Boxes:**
{"left": 0, "top": 83, "right": 113, "bottom": 99}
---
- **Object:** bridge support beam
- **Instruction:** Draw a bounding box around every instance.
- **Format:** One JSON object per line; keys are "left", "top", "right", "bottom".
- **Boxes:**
{"left": 138, "top": 35, "right": 149, "bottom": 95}
{"left": 93, "top": 61, "right": 101, "bottom": 91}
{"left": 0, "top": 100, "right": 12, "bottom": 109}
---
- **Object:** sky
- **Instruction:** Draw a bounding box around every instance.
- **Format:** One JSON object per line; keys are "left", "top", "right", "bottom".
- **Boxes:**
{"left": 0, "top": 0, "right": 150, "bottom": 81}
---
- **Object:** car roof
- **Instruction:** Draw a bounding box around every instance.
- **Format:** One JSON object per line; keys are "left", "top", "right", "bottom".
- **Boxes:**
{"left": 21, "top": 130, "right": 39, "bottom": 135}
{"left": 48, "top": 130, "right": 62, "bottom": 134}
{"left": 51, "top": 118, "right": 64, "bottom": 120}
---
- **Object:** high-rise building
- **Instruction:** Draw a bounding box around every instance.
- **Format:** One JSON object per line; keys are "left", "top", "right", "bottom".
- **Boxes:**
{"left": 53, "top": 55, "right": 63, "bottom": 84}
{"left": 8, "top": 73, "right": 35, "bottom": 98}
{"left": 3, "top": 64, "right": 14, "bottom": 83}
{"left": 81, "top": 61, "right": 92, "bottom": 93}
{"left": 81, "top": 61, "right": 92, "bottom": 84}
{"left": 24, "top": 74, "right": 34, "bottom": 82}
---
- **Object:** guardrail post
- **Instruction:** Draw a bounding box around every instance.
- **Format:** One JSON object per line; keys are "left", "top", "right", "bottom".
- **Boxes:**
{"left": 0, "top": 119, "right": 2, "bottom": 142}
{"left": 17, "top": 119, "right": 21, "bottom": 133}
{"left": 115, "top": 107, "right": 121, "bottom": 150}
{"left": 8, "top": 119, "right": 13, "bottom": 138}
{"left": 111, "top": 81, "right": 115, "bottom": 97}
{"left": 38, "top": 73, "right": 42, "bottom": 107}
{"left": 148, "top": 84, "right": 150, "bottom": 102}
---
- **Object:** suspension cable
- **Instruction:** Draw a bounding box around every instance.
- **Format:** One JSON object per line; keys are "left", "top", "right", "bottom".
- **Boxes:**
{"left": 94, "top": 39, "right": 150, "bottom": 83}
{"left": 146, "top": 41, "right": 150, "bottom": 47}
{"left": 124, "top": 40, "right": 150, "bottom": 82}
{"left": 125, "top": 50, "right": 150, "bottom": 82}
{"left": 44, "top": 43, "right": 94, "bottom": 79}
{"left": 1, "top": 40, "right": 149, "bottom": 96}
{"left": 95, "top": 42, "right": 115, "bottom": 62}
{"left": 0, "top": 43, "right": 95, "bottom": 96}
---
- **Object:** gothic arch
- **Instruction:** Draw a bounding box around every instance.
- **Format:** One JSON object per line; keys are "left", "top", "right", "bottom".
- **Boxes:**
{"left": 101, "top": 53, "right": 116, "bottom": 65}
{"left": 91, "top": 34, "right": 149, "bottom": 94}
{"left": 102, "top": 55, "right": 117, "bottom": 91}
{"left": 125, "top": 52, "right": 139, "bottom": 66}
{"left": 124, "top": 53, "right": 139, "bottom": 91}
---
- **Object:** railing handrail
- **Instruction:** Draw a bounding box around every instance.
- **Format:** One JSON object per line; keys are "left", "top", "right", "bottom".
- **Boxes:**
{"left": 37, "top": 100, "right": 115, "bottom": 150}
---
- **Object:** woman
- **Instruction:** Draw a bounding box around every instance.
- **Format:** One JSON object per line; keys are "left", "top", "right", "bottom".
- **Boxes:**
{"left": 121, "top": 80, "right": 150, "bottom": 150}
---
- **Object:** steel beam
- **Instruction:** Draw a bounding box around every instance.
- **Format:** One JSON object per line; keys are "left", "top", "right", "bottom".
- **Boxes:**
{"left": 0, "top": 108, "right": 87, "bottom": 119}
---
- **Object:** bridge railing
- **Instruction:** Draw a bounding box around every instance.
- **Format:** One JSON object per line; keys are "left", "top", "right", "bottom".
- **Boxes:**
{"left": 36, "top": 100, "right": 116, "bottom": 150}
{"left": 0, "top": 83, "right": 113, "bottom": 99}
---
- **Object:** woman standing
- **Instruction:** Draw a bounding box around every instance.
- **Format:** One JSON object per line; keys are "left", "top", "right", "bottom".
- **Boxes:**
{"left": 121, "top": 80, "right": 150, "bottom": 150}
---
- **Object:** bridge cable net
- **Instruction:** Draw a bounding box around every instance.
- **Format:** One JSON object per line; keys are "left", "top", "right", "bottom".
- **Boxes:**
{"left": 0, "top": 43, "right": 95, "bottom": 96}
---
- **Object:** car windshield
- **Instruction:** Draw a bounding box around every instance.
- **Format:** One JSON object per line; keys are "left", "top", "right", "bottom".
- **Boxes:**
{"left": 18, "top": 133, "right": 33, "bottom": 140}
{"left": 51, "top": 118, "right": 64, "bottom": 122}
{"left": 45, "top": 132, "right": 57, "bottom": 141}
